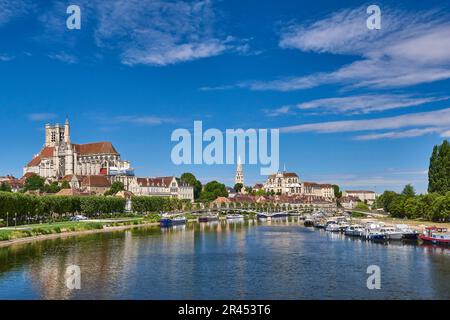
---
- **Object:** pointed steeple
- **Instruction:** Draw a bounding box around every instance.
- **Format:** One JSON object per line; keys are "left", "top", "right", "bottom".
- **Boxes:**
{"left": 64, "top": 115, "right": 71, "bottom": 143}
{"left": 235, "top": 154, "right": 244, "bottom": 186}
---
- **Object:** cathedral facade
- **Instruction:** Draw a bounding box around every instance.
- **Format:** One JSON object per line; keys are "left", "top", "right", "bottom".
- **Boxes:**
{"left": 23, "top": 118, "right": 132, "bottom": 180}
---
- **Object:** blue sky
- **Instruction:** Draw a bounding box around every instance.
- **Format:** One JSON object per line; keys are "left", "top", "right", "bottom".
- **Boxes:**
{"left": 1, "top": 0, "right": 450, "bottom": 193}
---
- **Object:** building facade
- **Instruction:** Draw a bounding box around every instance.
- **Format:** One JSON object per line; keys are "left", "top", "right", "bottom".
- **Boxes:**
{"left": 128, "top": 176, "right": 194, "bottom": 202}
{"left": 263, "top": 171, "right": 335, "bottom": 200}
{"left": 23, "top": 118, "right": 133, "bottom": 180}
{"left": 342, "top": 190, "right": 376, "bottom": 205}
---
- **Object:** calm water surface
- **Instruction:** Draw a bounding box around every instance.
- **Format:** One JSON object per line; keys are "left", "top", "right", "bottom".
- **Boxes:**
{"left": 0, "top": 218, "right": 450, "bottom": 299}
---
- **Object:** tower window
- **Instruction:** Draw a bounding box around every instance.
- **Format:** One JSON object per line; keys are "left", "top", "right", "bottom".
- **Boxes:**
{"left": 51, "top": 132, "right": 56, "bottom": 142}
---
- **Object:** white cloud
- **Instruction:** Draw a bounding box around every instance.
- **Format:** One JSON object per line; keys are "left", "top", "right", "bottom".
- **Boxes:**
{"left": 27, "top": 113, "right": 57, "bottom": 121}
{"left": 94, "top": 0, "right": 234, "bottom": 66}
{"left": 266, "top": 94, "right": 449, "bottom": 116}
{"left": 47, "top": 52, "right": 77, "bottom": 64}
{"left": 0, "top": 54, "right": 14, "bottom": 61}
{"left": 237, "top": 7, "right": 450, "bottom": 91}
{"left": 280, "top": 108, "right": 450, "bottom": 136}
{"left": 112, "top": 115, "right": 178, "bottom": 126}
{"left": 441, "top": 130, "right": 450, "bottom": 138}
{"left": 353, "top": 128, "right": 440, "bottom": 141}
{"left": 0, "top": 0, "right": 32, "bottom": 26}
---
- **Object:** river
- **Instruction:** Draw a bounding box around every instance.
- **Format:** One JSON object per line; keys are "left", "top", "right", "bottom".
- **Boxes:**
{"left": 1, "top": 218, "right": 449, "bottom": 299}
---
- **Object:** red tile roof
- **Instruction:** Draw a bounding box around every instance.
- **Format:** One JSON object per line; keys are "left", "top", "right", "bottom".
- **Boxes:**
{"left": 73, "top": 142, "right": 118, "bottom": 155}
{"left": 26, "top": 147, "right": 55, "bottom": 167}
{"left": 345, "top": 190, "right": 375, "bottom": 194}
{"left": 81, "top": 175, "right": 111, "bottom": 188}
{"left": 137, "top": 176, "right": 174, "bottom": 187}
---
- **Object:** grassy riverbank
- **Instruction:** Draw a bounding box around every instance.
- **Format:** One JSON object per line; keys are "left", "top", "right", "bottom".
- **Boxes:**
{"left": 356, "top": 216, "right": 450, "bottom": 230}
{"left": 0, "top": 214, "right": 162, "bottom": 242}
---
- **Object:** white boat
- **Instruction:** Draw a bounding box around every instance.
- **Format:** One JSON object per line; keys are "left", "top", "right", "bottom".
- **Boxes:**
{"left": 326, "top": 223, "right": 341, "bottom": 232}
{"left": 395, "top": 224, "right": 419, "bottom": 240}
{"left": 345, "top": 225, "right": 364, "bottom": 237}
{"left": 226, "top": 214, "right": 244, "bottom": 220}
{"left": 380, "top": 226, "right": 403, "bottom": 240}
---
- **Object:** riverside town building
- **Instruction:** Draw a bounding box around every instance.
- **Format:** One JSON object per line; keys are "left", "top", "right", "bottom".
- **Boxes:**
{"left": 22, "top": 117, "right": 194, "bottom": 201}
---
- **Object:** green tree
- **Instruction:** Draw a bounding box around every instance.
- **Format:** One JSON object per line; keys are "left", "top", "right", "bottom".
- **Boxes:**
{"left": 428, "top": 140, "right": 450, "bottom": 194}
{"left": 105, "top": 181, "right": 125, "bottom": 196}
{"left": 61, "top": 180, "right": 71, "bottom": 189}
{"left": 44, "top": 182, "right": 61, "bottom": 194}
{"left": 0, "top": 182, "right": 12, "bottom": 192}
{"left": 180, "top": 172, "right": 202, "bottom": 200}
{"left": 234, "top": 183, "right": 243, "bottom": 193}
{"left": 377, "top": 190, "right": 397, "bottom": 212}
{"left": 332, "top": 185, "right": 342, "bottom": 198}
{"left": 200, "top": 180, "right": 228, "bottom": 201}
{"left": 24, "top": 175, "right": 45, "bottom": 192}
{"left": 402, "top": 184, "right": 416, "bottom": 197}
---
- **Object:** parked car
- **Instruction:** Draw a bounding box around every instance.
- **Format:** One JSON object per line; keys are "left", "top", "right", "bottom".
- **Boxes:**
{"left": 70, "top": 215, "right": 88, "bottom": 221}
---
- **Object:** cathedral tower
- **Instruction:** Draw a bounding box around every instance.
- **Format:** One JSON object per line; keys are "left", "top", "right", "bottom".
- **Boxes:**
{"left": 235, "top": 155, "right": 244, "bottom": 186}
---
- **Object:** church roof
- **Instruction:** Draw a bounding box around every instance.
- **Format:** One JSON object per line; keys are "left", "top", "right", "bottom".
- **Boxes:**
{"left": 26, "top": 147, "right": 55, "bottom": 167}
{"left": 81, "top": 175, "right": 111, "bottom": 188}
{"left": 268, "top": 172, "right": 298, "bottom": 179}
{"left": 73, "top": 142, "right": 119, "bottom": 155}
{"left": 137, "top": 176, "right": 174, "bottom": 187}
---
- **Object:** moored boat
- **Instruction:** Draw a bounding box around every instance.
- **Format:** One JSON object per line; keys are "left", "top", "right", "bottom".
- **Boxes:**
{"left": 160, "top": 216, "right": 186, "bottom": 227}
{"left": 226, "top": 214, "right": 244, "bottom": 220}
{"left": 326, "top": 223, "right": 341, "bottom": 232}
{"left": 395, "top": 224, "right": 419, "bottom": 240}
{"left": 380, "top": 226, "right": 403, "bottom": 240}
{"left": 420, "top": 226, "right": 450, "bottom": 245}
{"left": 198, "top": 215, "right": 219, "bottom": 222}
{"left": 304, "top": 219, "right": 314, "bottom": 227}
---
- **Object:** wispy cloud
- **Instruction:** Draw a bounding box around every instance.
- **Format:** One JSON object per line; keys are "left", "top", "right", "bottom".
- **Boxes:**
{"left": 280, "top": 108, "right": 450, "bottom": 139}
{"left": 0, "top": 54, "right": 14, "bottom": 61}
{"left": 0, "top": 0, "right": 33, "bottom": 26}
{"left": 223, "top": 7, "right": 450, "bottom": 91}
{"left": 47, "top": 52, "right": 78, "bottom": 64}
{"left": 27, "top": 113, "right": 57, "bottom": 121}
{"left": 111, "top": 115, "right": 179, "bottom": 126}
{"left": 265, "top": 94, "right": 449, "bottom": 116}
{"left": 94, "top": 0, "right": 236, "bottom": 66}
{"left": 353, "top": 128, "right": 440, "bottom": 141}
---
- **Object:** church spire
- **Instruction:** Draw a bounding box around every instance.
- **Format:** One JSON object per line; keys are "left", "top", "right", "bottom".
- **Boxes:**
{"left": 235, "top": 154, "right": 244, "bottom": 186}
{"left": 64, "top": 115, "right": 71, "bottom": 143}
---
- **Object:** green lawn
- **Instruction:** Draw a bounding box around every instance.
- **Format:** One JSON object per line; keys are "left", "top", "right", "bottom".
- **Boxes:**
{"left": 0, "top": 214, "right": 162, "bottom": 242}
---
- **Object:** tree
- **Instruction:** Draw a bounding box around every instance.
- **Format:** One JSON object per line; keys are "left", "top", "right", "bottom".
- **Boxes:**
{"left": 105, "top": 181, "right": 125, "bottom": 196}
{"left": 200, "top": 181, "right": 228, "bottom": 201}
{"left": 401, "top": 184, "right": 416, "bottom": 197}
{"left": 0, "top": 182, "right": 12, "bottom": 192}
{"left": 44, "top": 182, "right": 61, "bottom": 194}
{"left": 332, "top": 185, "right": 342, "bottom": 198}
{"left": 24, "top": 175, "right": 45, "bottom": 192}
{"left": 428, "top": 140, "right": 450, "bottom": 194}
{"left": 234, "top": 183, "right": 243, "bottom": 193}
{"left": 377, "top": 190, "right": 397, "bottom": 212}
{"left": 61, "top": 180, "right": 71, "bottom": 189}
{"left": 180, "top": 172, "right": 202, "bottom": 200}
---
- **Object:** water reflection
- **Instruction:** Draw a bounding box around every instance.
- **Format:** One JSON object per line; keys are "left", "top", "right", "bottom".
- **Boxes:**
{"left": 0, "top": 218, "right": 450, "bottom": 299}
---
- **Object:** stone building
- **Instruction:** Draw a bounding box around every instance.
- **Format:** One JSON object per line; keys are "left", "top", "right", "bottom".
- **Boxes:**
{"left": 342, "top": 190, "right": 376, "bottom": 205}
{"left": 128, "top": 176, "right": 194, "bottom": 202}
{"left": 23, "top": 117, "right": 133, "bottom": 180}
{"left": 263, "top": 170, "right": 335, "bottom": 200}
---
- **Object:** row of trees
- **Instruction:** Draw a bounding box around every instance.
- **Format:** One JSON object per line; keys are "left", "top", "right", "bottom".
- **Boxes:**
{"left": 376, "top": 187, "right": 450, "bottom": 222}
{"left": 0, "top": 192, "right": 190, "bottom": 225}
{"left": 428, "top": 140, "right": 450, "bottom": 194}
